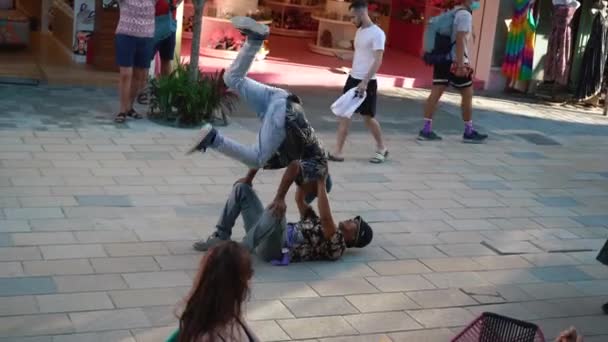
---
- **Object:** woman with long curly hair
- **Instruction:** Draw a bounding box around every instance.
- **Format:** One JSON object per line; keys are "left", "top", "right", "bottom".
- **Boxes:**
{"left": 168, "top": 241, "right": 258, "bottom": 342}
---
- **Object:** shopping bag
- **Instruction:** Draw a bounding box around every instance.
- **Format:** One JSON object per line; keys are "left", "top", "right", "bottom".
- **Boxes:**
{"left": 330, "top": 87, "right": 366, "bottom": 118}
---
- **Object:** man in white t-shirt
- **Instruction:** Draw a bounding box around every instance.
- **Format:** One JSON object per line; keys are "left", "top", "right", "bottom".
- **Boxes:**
{"left": 419, "top": 0, "right": 488, "bottom": 143}
{"left": 329, "top": 0, "right": 389, "bottom": 164}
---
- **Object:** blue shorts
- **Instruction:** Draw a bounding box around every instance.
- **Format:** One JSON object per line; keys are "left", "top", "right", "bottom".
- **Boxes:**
{"left": 115, "top": 34, "right": 154, "bottom": 69}
{"left": 152, "top": 33, "right": 176, "bottom": 61}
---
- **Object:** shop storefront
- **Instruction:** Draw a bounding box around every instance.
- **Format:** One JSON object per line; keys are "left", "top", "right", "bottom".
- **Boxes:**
{"left": 490, "top": 0, "right": 608, "bottom": 112}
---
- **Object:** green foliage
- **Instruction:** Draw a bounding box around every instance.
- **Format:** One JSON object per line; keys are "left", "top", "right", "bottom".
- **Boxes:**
{"left": 150, "top": 62, "right": 237, "bottom": 127}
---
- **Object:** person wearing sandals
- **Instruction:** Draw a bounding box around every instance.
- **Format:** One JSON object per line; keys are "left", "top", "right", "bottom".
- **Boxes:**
{"left": 114, "top": 0, "right": 156, "bottom": 123}
{"left": 166, "top": 241, "right": 258, "bottom": 342}
{"left": 186, "top": 17, "right": 328, "bottom": 189}
{"left": 192, "top": 161, "right": 373, "bottom": 266}
{"left": 329, "top": 0, "right": 389, "bottom": 164}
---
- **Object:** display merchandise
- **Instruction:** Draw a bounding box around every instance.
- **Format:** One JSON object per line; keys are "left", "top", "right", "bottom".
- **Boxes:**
{"left": 502, "top": 0, "right": 537, "bottom": 81}
{"left": 575, "top": 1, "right": 608, "bottom": 101}
{"left": 544, "top": 0, "right": 580, "bottom": 86}
{"left": 265, "top": 0, "right": 324, "bottom": 37}
{"left": 309, "top": 0, "right": 357, "bottom": 56}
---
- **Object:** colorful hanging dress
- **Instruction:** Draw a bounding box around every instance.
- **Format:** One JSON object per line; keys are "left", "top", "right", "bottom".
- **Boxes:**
{"left": 502, "top": 0, "right": 537, "bottom": 81}
{"left": 544, "top": 5, "right": 578, "bottom": 85}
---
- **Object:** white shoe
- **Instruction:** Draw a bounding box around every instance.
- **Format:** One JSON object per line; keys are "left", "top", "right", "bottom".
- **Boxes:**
{"left": 230, "top": 16, "right": 269, "bottom": 40}
{"left": 185, "top": 123, "right": 214, "bottom": 155}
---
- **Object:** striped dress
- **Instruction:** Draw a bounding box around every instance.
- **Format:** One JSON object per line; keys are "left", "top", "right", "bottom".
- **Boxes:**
{"left": 116, "top": 0, "right": 156, "bottom": 38}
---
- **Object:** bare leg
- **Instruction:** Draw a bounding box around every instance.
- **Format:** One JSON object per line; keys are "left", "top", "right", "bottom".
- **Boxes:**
{"left": 333, "top": 117, "right": 351, "bottom": 157}
{"left": 460, "top": 86, "right": 473, "bottom": 122}
{"left": 160, "top": 59, "right": 172, "bottom": 77}
{"left": 363, "top": 116, "right": 386, "bottom": 152}
{"left": 424, "top": 85, "right": 447, "bottom": 120}
{"left": 130, "top": 68, "right": 147, "bottom": 110}
{"left": 118, "top": 67, "right": 133, "bottom": 114}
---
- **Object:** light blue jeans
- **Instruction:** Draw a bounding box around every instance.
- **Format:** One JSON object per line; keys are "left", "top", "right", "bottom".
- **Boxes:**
{"left": 216, "top": 183, "right": 285, "bottom": 262}
{"left": 209, "top": 38, "right": 289, "bottom": 168}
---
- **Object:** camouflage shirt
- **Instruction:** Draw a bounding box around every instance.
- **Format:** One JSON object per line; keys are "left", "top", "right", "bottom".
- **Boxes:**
{"left": 289, "top": 211, "right": 346, "bottom": 262}
{"left": 263, "top": 100, "right": 328, "bottom": 185}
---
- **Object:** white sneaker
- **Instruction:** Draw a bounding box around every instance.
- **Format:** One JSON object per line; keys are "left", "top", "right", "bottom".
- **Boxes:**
{"left": 230, "top": 16, "right": 269, "bottom": 40}
{"left": 185, "top": 123, "right": 214, "bottom": 155}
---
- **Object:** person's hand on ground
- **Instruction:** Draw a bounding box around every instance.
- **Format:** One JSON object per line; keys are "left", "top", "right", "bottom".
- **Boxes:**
{"left": 268, "top": 198, "right": 286, "bottom": 218}
{"left": 555, "top": 327, "right": 583, "bottom": 342}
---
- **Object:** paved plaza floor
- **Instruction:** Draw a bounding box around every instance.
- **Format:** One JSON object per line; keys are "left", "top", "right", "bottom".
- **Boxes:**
{"left": 1, "top": 84, "right": 608, "bottom": 342}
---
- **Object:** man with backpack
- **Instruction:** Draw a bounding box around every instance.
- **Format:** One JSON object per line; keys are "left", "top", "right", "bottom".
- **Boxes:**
{"left": 419, "top": 0, "right": 488, "bottom": 143}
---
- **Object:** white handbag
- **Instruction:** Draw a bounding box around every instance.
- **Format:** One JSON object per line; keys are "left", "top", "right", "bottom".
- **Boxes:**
{"left": 331, "top": 87, "right": 366, "bottom": 119}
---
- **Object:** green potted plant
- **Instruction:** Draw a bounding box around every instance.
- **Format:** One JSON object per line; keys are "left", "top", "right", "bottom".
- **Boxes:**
{"left": 149, "top": 62, "right": 237, "bottom": 128}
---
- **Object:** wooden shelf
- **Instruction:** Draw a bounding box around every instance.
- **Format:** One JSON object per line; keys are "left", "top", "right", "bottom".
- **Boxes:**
{"left": 265, "top": 0, "right": 324, "bottom": 10}
{"left": 202, "top": 16, "right": 272, "bottom": 25}
{"left": 271, "top": 27, "right": 317, "bottom": 37}
{"left": 311, "top": 15, "right": 352, "bottom": 25}
{"left": 308, "top": 43, "right": 353, "bottom": 58}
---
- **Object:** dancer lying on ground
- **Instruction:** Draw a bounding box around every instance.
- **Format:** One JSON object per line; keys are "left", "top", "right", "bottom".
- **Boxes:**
{"left": 193, "top": 160, "right": 373, "bottom": 265}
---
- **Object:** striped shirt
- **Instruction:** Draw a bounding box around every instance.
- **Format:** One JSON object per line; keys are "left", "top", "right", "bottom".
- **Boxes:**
{"left": 116, "top": 0, "right": 156, "bottom": 38}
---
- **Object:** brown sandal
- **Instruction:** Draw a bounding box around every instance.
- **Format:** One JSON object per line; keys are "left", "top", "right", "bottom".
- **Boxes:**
{"left": 114, "top": 112, "right": 127, "bottom": 123}
{"left": 127, "top": 108, "right": 143, "bottom": 119}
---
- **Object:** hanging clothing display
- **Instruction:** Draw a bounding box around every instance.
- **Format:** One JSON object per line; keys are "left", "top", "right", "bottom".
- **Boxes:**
{"left": 544, "top": 5, "right": 578, "bottom": 85}
{"left": 575, "top": 12, "right": 608, "bottom": 100}
{"left": 570, "top": 0, "right": 597, "bottom": 89}
{"left": 502, "top": 0, "right": 537, "bottom": 81}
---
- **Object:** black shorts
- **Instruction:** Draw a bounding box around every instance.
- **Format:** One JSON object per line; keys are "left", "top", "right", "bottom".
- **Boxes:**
{"left": 342, "top": 76, "right": 378, "bottom": 117}
{"left": 432, "top": 63, "right": 473, "bottom": 89}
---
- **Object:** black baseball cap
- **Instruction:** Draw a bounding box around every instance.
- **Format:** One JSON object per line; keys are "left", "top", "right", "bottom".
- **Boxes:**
{"left": 353, "top": 216, "right": 373, "bottom": 248}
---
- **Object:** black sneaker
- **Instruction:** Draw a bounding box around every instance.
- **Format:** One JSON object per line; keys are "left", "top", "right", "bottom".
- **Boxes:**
{"left": 418, "top": 130, "right": 443, "bottom": 141}
{"left": 185, "top": 123, "right": 217, "bottom": 155}
{"left": 230, "top": 16, "right": 269, "bottom": 40}
{"left": 463, "top": 130, "right": 488, "bottom": 144}
{"left": 603, "top": 302, "right": 608, "bottom": 315}
{"left": 193, "top": 232, "right": 227, "bottom": 252}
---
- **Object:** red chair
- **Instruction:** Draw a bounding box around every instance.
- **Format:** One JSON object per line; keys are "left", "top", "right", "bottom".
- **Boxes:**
{"left": 452, "top": 312, "right": 545, "bottom": 342}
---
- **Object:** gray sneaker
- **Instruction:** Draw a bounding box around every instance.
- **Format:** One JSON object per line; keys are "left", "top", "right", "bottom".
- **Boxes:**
{"left": 230, "top": 16, "right": 269, "bottom": 40}
{"left": 193, "top": 233, "right": 227, "bottom": 252}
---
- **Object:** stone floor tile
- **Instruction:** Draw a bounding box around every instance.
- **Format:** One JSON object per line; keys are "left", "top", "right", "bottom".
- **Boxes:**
{"left": 75, "top": 231, "right": 140, "bottom": 244}
{"left": 0, "top": 262, "right": 23, "bottom": 278}
{"left": 0, "top": 276, "right": 56, "bottom": 296}
{"left": 0, "top": 220, "right": 31, "bottom": 233}
{"left": 340, "top": 247, "right": 395, "bottom": 262}
{"left": 0, "top": 296, "right": 39, "bottom": 316}
{"left": 367, "top": 260, "right": 432, "bottom": 276}
{"left": 308, "top": 278, "right": 379, "bottom": 296}
{"left": 319, "top": 334, "right": 392, "bottom": 342}
{"left": 122, "top": 271, "right": 192, "bottom": 289}
{"left": 69, "top": 308, "right": 152, "bottom": 332}
{"left": 573, "top": 215, "right": 608, "bottom": 227}
{"left": 252, "top": 264, "right": 320, "bottom": 283}
{"left": 103, "top": 242, "right": 170, "bottom": 257}
{"left": 530, "top": 266, "right": 593, "bottom": 283}
{"left": 570, "top": 280, "right": 608, "bottom": 296}
{"left": 247, "top": 320, "right": 291, "bottom": 342}
{"left": 36, "top": 292, "right": 114, "bottom": 313}
{"left": 472, "top": 255, "right": 534, "bottom": 270}
{"left": 437, "top": 231, "right": 485, "bottom": 244}
{"left": 384, "top": 246, "right": 447, "bottom": 259}
{"left": 523, "top": 253, "right": 581, "bottom": 267}
{"left": 445, "top": 219, "right": 500, "bottom": 231}
{"left": 306, "top": 262, "right": 378, "bottom": 279}
{"left": 4, "top": 208, "right": 64, "bottom": 220}
{"left": 518, "top": 283, "right": 585, "bottom": 300}
{"left": 346, "top": 293, "right": 419, "bottom": 312}
{"left": 467, "top": 302, "right": 539, "bottom": 321}
{"left": 0, "top": 197, "right": 23, "bottom": 209}
{"left": 420, "top": 257, "right": 483, "bottom": 272}
{"left": 54, "top": 274, "right": 128, "bottom": 292}
{"left": 278, "top": 316, "right": 357, "bottom": 339}
{"left": 245, "top": 300, "right": 294, "bottom": 320}
{"left": 18, "top": 196, "right": 78, "bottom": 208}
{"left": 251, "top": 282, "right": 319, "bottom": 300}
{"left": 366, "top": 275, "right": 436, "bottom": 292}
{"left": 11, "top": 232, "right": 76, "bottom": 246}
{"left": 375, "top": 233, "right": 441, "bottom": 246}
{"left": 0, "top": 314, "right": 74, "bottom": 337}
{"left": 422, "top": 272, "right": 490, "bottom": 289}
{"left": 90, "top": 257, "right": 160, "bottom": 273}
{"left": 50, "top": 331, "right": 136, "bottom": 342}
{"left": 153, "top": 255, "right": 201, "bottom": 271}
{"left": 478, "top": 269, "right": 542, "bottom": 285}
{"left": 408, "top": 308, "right": 475, "bottom": 328}
{"left": 23, "top": 259, "right": 94, "bottom": 276}
{"left": 389, "top": 328, "right": 454, "bottom": 342}
{"left": 275, "top": 298, "right": 356, "bottom": 319}
{"left": 40, "top": 244, "right": 107, "bottom": 259}
{"left": 577, "top": 265, "right": 608, "bottom": 279}
{"left": 535, "top": 196, "right": 580, "bottom": 208}
{"left": 435, "top": 243, "right": 496, "bottom": 257}
{"left": 109, "top": 287, "right": 189, "bottom": 308}
{"left": 406, "top": 289, "right": 476, "bottom": 308}
{"left": 346, "top": 312, "right": 422, "bottom": 334}
{"left": 0, "top": 247, "right": 41, "bottom": 261}
{"left": 75, "top": 195, "right": 133, "bottom": 207}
